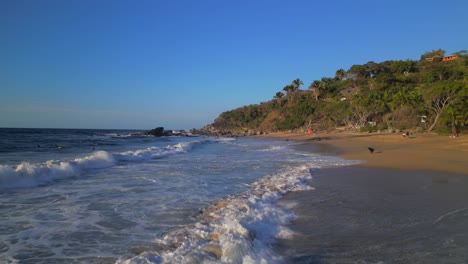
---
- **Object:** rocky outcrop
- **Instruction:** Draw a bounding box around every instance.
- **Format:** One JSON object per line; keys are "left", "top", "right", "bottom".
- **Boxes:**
{"left": 142, "top": 126, "right": 269, "bottom": 138}
{"left": 145, "top": 127, "right": 196, "bottom": 137}
{"left": 190, "top": 125, "right": 269, "bottom": 137}
{"left": 146, "top": 127, "right": 165, "bottom": 136}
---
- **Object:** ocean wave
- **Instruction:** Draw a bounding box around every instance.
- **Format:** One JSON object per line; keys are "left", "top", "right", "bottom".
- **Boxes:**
{"left": 118, "top": 164, "right": 315, "bottom": 264}
{"left": 117, "top": 153, "right": 362, "bottom": 264}
{"left": 106, "top": 132, "right": 147, "bottom": 138}
{"left": 0, "top": 151, "right": 115, "bottom": 190}
{"left": 107, "top": 133, "right": 133, "bottom": 138}
{"left": 114, "top": 141, "right": 198, "bottom": 161}
{"left": 0, "top": 141, "right": 202, "bottom": 190}
{"left": 212, "top": 137, "right": 236, "bottom": 143}
{"left": 257, "top": 145, "right": 287, "bottom": 152}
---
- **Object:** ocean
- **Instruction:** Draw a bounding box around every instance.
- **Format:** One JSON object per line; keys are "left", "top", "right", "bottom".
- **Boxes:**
{"left": 0, "top": 128, "right": 358, "bottom": 264}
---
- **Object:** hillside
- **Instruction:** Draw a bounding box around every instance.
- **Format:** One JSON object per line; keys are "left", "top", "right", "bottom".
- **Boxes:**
{"left": 205, "top": 49, "right": 467, "bottom": 136}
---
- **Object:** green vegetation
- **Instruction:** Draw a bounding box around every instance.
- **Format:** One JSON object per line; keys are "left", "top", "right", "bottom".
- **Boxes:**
{"left": 210, "top": 49, "right": 468, "bottom": 135}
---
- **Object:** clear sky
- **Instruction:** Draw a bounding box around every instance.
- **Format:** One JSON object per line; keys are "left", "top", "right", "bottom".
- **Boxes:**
{"left": 1, "top": 0, "right": 467, "bottom": 130}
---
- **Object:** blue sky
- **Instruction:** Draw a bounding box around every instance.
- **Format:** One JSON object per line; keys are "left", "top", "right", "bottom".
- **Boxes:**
{"left": 1, "top": 0, "right": 467, "bottom": 129}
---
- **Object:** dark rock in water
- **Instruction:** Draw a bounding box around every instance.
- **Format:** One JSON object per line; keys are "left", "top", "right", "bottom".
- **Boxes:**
{"left": 145, "top": 127, "right": 196, "bottom": 137}
{"left": 144, "top": 125, "right": 254, "bottom": 138}
{"left": 146, "top": 127, "right": 165, "bottom": 137}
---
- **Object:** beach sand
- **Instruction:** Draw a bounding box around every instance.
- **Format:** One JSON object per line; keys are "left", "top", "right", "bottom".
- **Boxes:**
{"left": 257, "top": 132, "right": 468, "bottom": 175}
{"left": 255, "top": 132, "right": 468, "bottom": 263}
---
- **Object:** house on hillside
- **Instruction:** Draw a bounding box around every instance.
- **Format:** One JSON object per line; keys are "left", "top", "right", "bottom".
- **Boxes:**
{"left": 425, "top": 54, "right": 458, "bottom": 62}
{"left": 442, "top": 55, "right": 458, "bottom": 62}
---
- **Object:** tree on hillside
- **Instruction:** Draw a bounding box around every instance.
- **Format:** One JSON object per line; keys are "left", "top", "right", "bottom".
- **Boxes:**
{"left": 292, "top": 78, "right": 303, "bottom": 91}
{"left": 420, "top": 49, "right": 446, "bottom": 61}
{"left": 390, "top": 60, "right": 416, "bottom": 74}
{"left": 348, "top": 64, "right": 369, "bottom": 80}
{"left": 282, "top": 85, "right": 294, "bottom": 95}
{"left": 349, "top": 93, "right": 378, "bottom": 128}
{"left": 274, "top": 91, "right": 284, "bottom": 100}
{"left": 423, "top": 81, "right": 465, "bottom": 131}
{"left": 335, "top": 68, "right": 346, "bottom": 80}
{"left": 365, "top": 61, "right": 380, "bottom": 78}
{"left": 274, "top": 92, "right": 285, "bottom": 106}
{"left": 208, "top": 49, "right": 467, "bottom": 135}
{"left": 309, "top": 80, "right": 325, "bottom": 101}
{"left": 445, "top": 105, "right": 460, "bottom": 136}
{"left": 392, "top": 85, "right": 423, "bottom": 109}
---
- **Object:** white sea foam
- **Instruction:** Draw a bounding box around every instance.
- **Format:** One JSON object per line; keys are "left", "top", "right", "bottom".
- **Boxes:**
{"left": 257, "top": 145, "right": 287, "bottom": 152}
{"left": 118, "top": 164, "right": 315, "bottom": 264}
{"left": 114, "top": 141, "right": 197, "bottom": 161}
{"left": 213, "top": 137, "right": 236, "bottom": 142}
{"left": 0, "top": 141, "right": 199, "bottom": 190}
{"left": 117, "top": 150, "right": 363, "bottom": 264}
{"left": 0, "top": 151, "right": 115, "bottom": 189}
{"left": 105, "top": 132, "right": 139, "bottom": 138}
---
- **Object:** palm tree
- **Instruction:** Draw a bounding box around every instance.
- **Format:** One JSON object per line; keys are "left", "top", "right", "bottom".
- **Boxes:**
{"left": 335, "top": 69, "right": 346, "bottom": 80}
{"left": 309, "top": 80, "right": 324, "bottom": 101}
{"left": 292, "top": 78, "right": 303, "bottom": 91}
{"left": 283, "top": 85, "right": 293, "bottom": 95}
{"left": 273, "top": 91, "right": 285, "bottom": 107}
{"left": 274, "top": 91, "right": 284, "bottom": 100}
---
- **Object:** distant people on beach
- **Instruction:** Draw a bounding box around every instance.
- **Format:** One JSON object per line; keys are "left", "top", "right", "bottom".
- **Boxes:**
{"left": 402, "top": 132, "right": 413, "bottom": 138}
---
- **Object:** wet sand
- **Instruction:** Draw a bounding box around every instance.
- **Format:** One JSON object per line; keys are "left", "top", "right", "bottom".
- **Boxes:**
{"left": 255, "top": 132, "right": 468, "bottom": 263}
{"left": 277, "top": 167, "right": 468, "bottom": 263}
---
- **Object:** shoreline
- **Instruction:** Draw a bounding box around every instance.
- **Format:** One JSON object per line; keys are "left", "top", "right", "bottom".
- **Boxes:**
{"left": 262, "top": 132, "right": 468, "bottom": 262}
{"left": 276, "top": 166, "right": 468, "bottom": 263}
{"left": 256, "top": 132, "right": 468, "bottom": 175}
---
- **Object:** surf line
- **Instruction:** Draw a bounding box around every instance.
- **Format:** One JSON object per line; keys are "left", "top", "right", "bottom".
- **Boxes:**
{"left": 433, "top": 208, "right": 468, "bottom": 225}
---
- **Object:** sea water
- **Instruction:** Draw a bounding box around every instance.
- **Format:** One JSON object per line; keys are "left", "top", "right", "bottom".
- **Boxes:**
{"left": 0, "top": 128, "right": 358, "bottom": 264}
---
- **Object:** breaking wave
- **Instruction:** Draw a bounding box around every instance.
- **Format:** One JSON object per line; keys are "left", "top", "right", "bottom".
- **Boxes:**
{"left": 0, "top": 141, "right": 202, "bottom": 190}
{"left": 118, "top": 164, "right": 315, "bottom": 264}
{"left": 116, "top": 151, "right": 362, "bottom": 264}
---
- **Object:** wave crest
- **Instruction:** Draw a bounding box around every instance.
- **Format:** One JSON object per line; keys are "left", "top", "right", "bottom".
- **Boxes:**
{"left": 0, "top": 140, "right": 200, "bottom": 190}
{"left": 0, "top": 151, "right": 115, "bottom": 190}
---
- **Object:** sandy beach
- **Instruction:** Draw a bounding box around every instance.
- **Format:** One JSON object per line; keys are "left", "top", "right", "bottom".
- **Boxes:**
{"left": 257, "top": 132, "right": 468, "bottom": 175}
{"left": 276, "top": 166, "right": 468, "bottom": 263}
{"left": 255, "top": 131, "right": 468, "bottom": 263}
